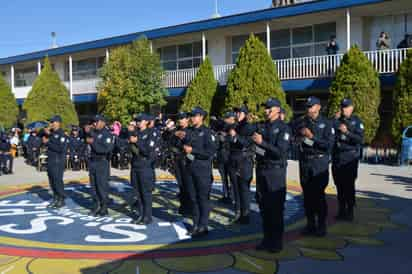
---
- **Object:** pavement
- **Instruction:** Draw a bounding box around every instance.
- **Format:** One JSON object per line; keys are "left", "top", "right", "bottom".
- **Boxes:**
{"left": 0, "top": 158, "right": 410, "bottom": 274}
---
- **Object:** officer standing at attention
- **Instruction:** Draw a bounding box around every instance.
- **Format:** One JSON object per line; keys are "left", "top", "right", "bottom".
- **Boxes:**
{"left": 173, "top": 112, "right": 193, "bottom": 216}
{"left": 332, "top": 98, "right": 364, "bottom": 221}
{"left": 68, "top": 126, "right": 84, "bottom": 171}
{"left": 87, "top": 115, "right": 114, "bottom": 217}
{"left": 43, "top": 115, "right": 68, "bottom": 209}
{"left": 184, "top": 107, "right": 216, "bottom": 237}
{"left": 228, "top": 106, "right": 256, "bottom": 224}
{"left": 129, "top": 114, "right": 156, "bottom": 225}
{"left": 253, "top": 98, "right": 290, "bottom": 253}
{"left": 295, "top": 96, "right": 334, "bottom": 237}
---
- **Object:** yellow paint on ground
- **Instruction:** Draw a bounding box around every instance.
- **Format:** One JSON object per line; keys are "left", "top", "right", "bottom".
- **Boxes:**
{"left": 154, "top": 254, "right": 234, "bottom": 273}
{"left": 232, "top": 251, "right": 277, "bottom": 274}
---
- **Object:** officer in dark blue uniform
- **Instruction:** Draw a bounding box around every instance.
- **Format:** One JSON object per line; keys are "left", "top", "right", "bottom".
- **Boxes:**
{"left": 0, "top": 132, "right": 12, "bottom": 175}
{"left": 87, "top": 115, "right": 114, "bottom": 216}
{"left": 332, "top": 99, "right": 364, "bottom": 221}
{"left": 228, "top": 106, "right": 257, "bottom": 224}
{"left": 253, "top": 98, "right": 291, "bottom": 253}
{"left": 294, "top": 96, "right": 334, "bottom": 237}
{"left": 27, "top": 130, "right": 42, "bottom": 166}
{"left": 172, "top": 112, "right": 193, "bottom": 215}
{"left": 216, "top": 112, "right": 236, "bottom": 204}
{"left": 68, "top": 126, "right": 84, "bottom": 171}
{"left": 184, "top": 107, "right": 217, "bottom": 237}
{"left": 129, "top": 114, "right": 156, "bottom": 225}
{"left": 43, "top": 115, "right": 68, "bottom": 209}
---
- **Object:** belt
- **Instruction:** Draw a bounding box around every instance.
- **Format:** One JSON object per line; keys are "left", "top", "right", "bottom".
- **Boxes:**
{"left": 257, "top": 162, "right": 285, "bottom": 169}
{"left": 90, "top": 155, "right": 107, "bottom": 161}
{"left": 304, "top": 154, "right": 326, "bottom": 159}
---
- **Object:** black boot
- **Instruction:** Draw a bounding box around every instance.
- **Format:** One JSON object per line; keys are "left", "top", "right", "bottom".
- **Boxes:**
{"left": 301, "top": 218, "right": 317, "bottom": 236}
{"left": 47, "top": 197, "right": 58, "bottom": 208}
{"left": 98, "top": 205, "right": 109, "bottom": 217}
{"left": 133, "top": 215, "right": 144, "bottom": 225}
{"left": 52, "top": 198, "right": 65, "bottom": 209}
{"left": 238, "top": 215, "right": 250, "bottom": 225}
{"left": 187, "top": 225, "right": 199, "bottom": 236}
{"left": 91, "top": 204, "right": 102, "bottom": 216}
{"left": 316, "top": 220, "right": 327, "bottom": 237}
{"left": 233, "top": 211, "right": 241, "bottom": 223}
{"left": 335, "top": 205, "right": 347, "bottom": 221}
{"left": 192, "top": 226, "right": 208, "bottom": 238}
{"left": 346, "top": 206, "right": 354, "bottom": 222}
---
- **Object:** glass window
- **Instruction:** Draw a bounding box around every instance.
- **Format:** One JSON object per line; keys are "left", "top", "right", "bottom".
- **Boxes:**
{"left": 162, "top": 61, "right": 177, "bottom": 71}
{"left": 271, "top": 47, "right": 291, "bottom": 60}
{"left": 314, "top": 23, "right": 336, "bottom": 42}
{"left": 178, "top": 43, "right": 193, "bottom": 59}
{"left": 15, "top": 67, "right": 37, "bottom": 87}
{"left": 271, "top": 29, "right": 290, "bottom": 47}
{"left": 255, "top": 33, "right": 267, "bottom": 45}
{"left": 193, "top": 42, "right": 202, "bottom": 57}
{"left": 162, "top": 46, "right": 177, "bottom": 61}
{"left": 232, "top": 53, "right": 239, "bottom": 64}
{"left": 232, "top": 35, "right": 249, "bottom": 53}
{"left": 178, "top": 60, "right": 193, "bottom": 69}
{"left": 314, "top": 43, "right": 329, "bottom": 56}
{"left": 292, "top": 26, "right": 313, "bottom": 44}
{"left": 292, "top": 46, "right": 312, "bottom": 57}
{"left": 193, "top": 57, "right": 202, "bottom": 68}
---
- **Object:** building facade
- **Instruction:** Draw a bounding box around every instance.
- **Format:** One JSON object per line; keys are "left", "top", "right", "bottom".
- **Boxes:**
{"left": 0, "top": 0, "right": 411, "bottom": 128}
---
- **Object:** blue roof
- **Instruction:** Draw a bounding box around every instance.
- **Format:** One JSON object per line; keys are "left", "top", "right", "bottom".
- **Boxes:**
{"left": 0, "top": 0, "right": 386, "bottom": 65}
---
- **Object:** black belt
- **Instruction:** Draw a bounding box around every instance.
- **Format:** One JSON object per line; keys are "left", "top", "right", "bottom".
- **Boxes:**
{"left": 258, "top": 162, "right": 285, "bottom": 169}
{"left": 90, "top": 155, "right": 107, "bottom": 161}
{"left": 304, "top": 154, "right": 326, "bottom": 159}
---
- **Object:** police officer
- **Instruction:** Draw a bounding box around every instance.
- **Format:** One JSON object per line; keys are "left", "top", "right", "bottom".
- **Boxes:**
{"left": 27, "top": 130, "right": 42, "bottom": 166}
{"left": 43, "top": 115, "right": 68, "bottom": 209}
{"left": 68, "top": 126, "right": 84, "bottom": 171}
{"left": 217, "top": 112, "right": 236, "bottom": 204}
{"left": 294, "top": 96, "right": 334, "bottom": 237}
{"left": 129, "top": 114, "right": 156, "bottom": 224}
{"left": 228, "top": 106, "right": 256, "bottom": 224}
{"left": 87, "top": 115, "right": 114, "bottom": 217}
{"left": 172, "top": 112, "right": 193, "bottom": 215}
{"left": 0, "top": 132, "right": 12, "bottom": 175}
{"left": 253, "top": 98, "right": 290, "bottom": 253}
{"left": 332, "top": 99, "right": 364, "bottom": 221}
{"left": 184, "top": 107, "right": 216, "bottom": 237}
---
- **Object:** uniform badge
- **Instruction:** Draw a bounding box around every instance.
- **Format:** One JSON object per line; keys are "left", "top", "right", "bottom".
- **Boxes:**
{"left": 331, "top": 128, "right": 335, "bottom": 135}
{"left": 211, "top": 135, "right": 215, "bottom": 142}
{"left": 106, "top": 138, "right": 111, "bottom": 144}
{"left": 351, "top": 121, "right": 356, "bottom": 125}
{"left": 142, "top": 134, "right": 147, "bottom": 139}
{"left": 284, "top": 133, "right": 290, "bottom": 141}
{"left": 54, "top": 134, "right": 59, "bottom": 139}
{"left": 98, "top": 134, "right": 103, "bottom": 139}
{"left": 150, "top": 141, "right": 155, "bottom": 147}
{"left": 60, "top": 137, "right": 65, "bottom": 143}
{"left": 319, "top": 123, "right": 325, "bottom": 129}
{"left": 273, "top": 128, "right": 279, "bottom": 134}
{"left": 360, "top": 123, "right": 364, "bottom": 130}
{"left": 199, "top": 132, "right": 204, "bottom": 137}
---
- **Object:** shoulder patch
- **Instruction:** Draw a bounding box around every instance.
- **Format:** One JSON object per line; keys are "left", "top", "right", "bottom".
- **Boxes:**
{"left": 360, "top": 123, "right": 364, "bottom": 130}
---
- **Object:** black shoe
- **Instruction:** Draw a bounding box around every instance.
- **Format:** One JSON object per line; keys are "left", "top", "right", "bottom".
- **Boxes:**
{"left": 316, "top": 224, "right": 327, "bottom": 237}
{"left": 255, "top": 242, "right": 268, "bottom": 251}
{"left": 139, "top": 217, "right": 152, "bottom": 225}
{"left": 301, "top": 225, "right": 317, "bottom": 236}
{"left": 187, "top": 226, "right": 199, "bottom": 236}
{"left": 133, "top": 215, "right": 144, "bottom": 224}
{"left": 267, "top": 246, "right": 283, "bottom": 253}
{"left": 238, "top": 215, "right": 250, "bottom": 225}
{"left": 192, "top": 227, "right": 208, "bottom": 238}
{"left": 52, "top": 199, "right": 65, "bottom": 209}
{"left": 345, "top": 208, "right": 354, "bottom": 222}
{"left": 233, "top": 212, "right": 241, "bottom": 223}
{"left": 98, "top": 208, "right": 109, "bottom": 217}
{"left": 47, "top": 199, "right": 57, "bottom": 208}
{"left": 91, "top": 205, "right": 102, "bottom": 216}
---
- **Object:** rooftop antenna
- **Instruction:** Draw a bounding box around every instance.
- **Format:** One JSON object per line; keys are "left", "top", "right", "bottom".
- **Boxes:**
{"left": 51, "top": 32, "right": 58, "bottom": 48}
{"left": 211, "top": 0, "right": 221, "bottom": 18}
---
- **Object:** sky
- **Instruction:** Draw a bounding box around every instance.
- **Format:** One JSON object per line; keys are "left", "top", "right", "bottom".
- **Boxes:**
{"left": 0, "top": 0, "right": 270, "bottom": 58}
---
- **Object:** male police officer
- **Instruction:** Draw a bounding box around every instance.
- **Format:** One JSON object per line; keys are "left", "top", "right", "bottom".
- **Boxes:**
{"left": 173, "top": 112, "right": 193, "bottom": 215}
{"left": 87, "top": 115, "right": 114, "bottom": 217}
{"left": 0, "top": 132, "right": 12, "bottom": 175}
{"left": 184, "top": 107, "right": 216, "bottom": 237}
{"left": 68, "top": 126, "right": 84, "bottom": 171}
{"left": 295, "top": 96, "right": 334, "bottom": 237}
{"left": 129, "top": 114, "right": 156, "bottom": 224}
{"left": 332, "top": 99, "right": 364, "bottom": 221}
{"left": 43, "top": 115, "right": 68, "bottom": 209}
{"left": 228, "top": 106, "right": 256, "bottom": 224}
{"left": 253, "top": 98, "right": 290, "bottom": 253}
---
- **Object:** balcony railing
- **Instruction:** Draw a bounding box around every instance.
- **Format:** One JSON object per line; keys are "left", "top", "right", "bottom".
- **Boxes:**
{"left": 163, "top": 48, "right": 410, "bottom": 88}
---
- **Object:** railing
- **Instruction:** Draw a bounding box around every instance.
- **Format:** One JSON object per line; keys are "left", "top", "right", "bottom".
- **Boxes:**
{"left": 64, "top": 78, "right": 100, "bottom": 95}
{"left": 163, "top": 48, "right": 410, "bottom": 88}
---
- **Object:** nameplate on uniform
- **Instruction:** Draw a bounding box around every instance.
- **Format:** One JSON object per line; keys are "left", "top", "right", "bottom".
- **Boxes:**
{"left": 255, "top": 146, "right": 266, "bottom": 156}
{"left": 186, "top": 154, "right": 195, "bottom": 161}
{"left": 303, "top": 137, "right": 314, "bottom": 146}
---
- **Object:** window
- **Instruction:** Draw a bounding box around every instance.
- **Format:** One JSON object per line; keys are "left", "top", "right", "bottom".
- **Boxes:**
{"left": 67, "top": 57, "right": 105, "bottom": 81}
{"left": 158, "top": 41, "right": 205, "bottom": 70}
{"left": 15, "top": 67, "right": 37, "bottom": 87}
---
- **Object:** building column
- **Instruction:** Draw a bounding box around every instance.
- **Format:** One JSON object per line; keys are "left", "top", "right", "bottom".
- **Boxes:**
{"left": 346, "top": 8, "right": 351, "bottom": 51}
{"left": 69, "top": 56, "right": 73, "bottom": 100}
{"left": 202, "top": 32, "right": 206, "bottom": 61}
{"left": 10, "top": 65, "right": 14, "bottom": 94}
{"left": 149, "top": 41, "right": 153, "bottom": 54}
{"left": 37, "top": 61, "right": 41, "bottom": 75}
{"left": 266, "top": 21, "right": 271, "bottom": 56}
{"left": 105, "top": 48, "right": 110, "bottom": 63}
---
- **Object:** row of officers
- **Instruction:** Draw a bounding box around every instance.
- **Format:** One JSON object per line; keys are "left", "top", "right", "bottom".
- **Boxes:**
{"left": 42, "top": 96, "right": 364, "bottom": 254}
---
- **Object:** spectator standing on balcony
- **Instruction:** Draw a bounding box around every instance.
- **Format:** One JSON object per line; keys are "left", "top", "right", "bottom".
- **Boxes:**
{"left": 397, "top": 34, "right": 412, "bottom": 49}
{"left": 376, "top": 32, "right": 391, "bottom": 50}
{"left": 326, "top": 36, "right": 339, "bottom": 55}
